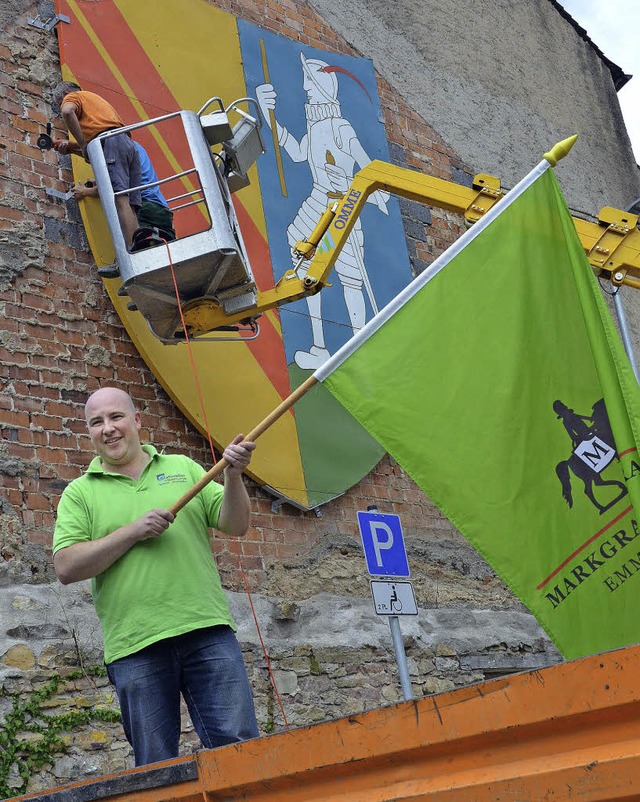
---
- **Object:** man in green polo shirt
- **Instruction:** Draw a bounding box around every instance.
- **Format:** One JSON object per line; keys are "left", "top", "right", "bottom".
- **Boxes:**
{"left": 53, "top": 387, "right": 259, "bottom": 766}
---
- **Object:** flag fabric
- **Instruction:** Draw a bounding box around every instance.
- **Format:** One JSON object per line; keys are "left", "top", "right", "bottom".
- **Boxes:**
{"left": 314, "top": 160, "right": 640, "bottom": 659}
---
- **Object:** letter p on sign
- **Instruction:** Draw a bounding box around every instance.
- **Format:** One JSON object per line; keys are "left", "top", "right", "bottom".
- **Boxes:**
{"left": 357, "top": 511, "right": 410, "bottom": 577}
{"left": 370, "top": 521, "right": 394, "bottom": 567}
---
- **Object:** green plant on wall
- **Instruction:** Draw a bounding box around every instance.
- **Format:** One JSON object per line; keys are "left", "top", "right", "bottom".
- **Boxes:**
{"left": 0, "top": 665, "right": 121, "bottom": 799}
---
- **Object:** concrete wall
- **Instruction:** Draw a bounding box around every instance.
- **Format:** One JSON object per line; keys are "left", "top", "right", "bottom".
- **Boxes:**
{"left": 0, "top": 0, "right": 634, "bottom": 795}
{"left": 308, "top": 0, "right": 640, "bottom": 215}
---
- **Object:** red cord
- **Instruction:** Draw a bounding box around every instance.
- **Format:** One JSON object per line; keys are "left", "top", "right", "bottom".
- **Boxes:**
{"left": 165, "top": 243, "right": 217, "bottom": 461}
{"left": 163, "top": 239, "right": 289, "bottom": 730}
{"left": 235, "top": 536, "right": 289, "bottom": 729}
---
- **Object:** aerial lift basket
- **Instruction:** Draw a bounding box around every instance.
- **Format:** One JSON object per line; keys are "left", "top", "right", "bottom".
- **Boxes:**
{"left": 86, "top": 98, "right": 265, "bottom": 343}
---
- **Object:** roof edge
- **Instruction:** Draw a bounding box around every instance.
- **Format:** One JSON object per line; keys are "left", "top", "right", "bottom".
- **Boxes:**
{"left": 549, "top": 0, "right": 631, "bottom": 91}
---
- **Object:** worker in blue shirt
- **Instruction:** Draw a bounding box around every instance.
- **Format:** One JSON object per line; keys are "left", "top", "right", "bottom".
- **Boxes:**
{"left": 73, "top": 141, "right": 175, "bottom": 242}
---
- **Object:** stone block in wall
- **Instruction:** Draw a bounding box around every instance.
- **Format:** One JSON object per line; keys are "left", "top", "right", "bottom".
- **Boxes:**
{"left": 459, "top": 652, "right": 552, "bottom": 675}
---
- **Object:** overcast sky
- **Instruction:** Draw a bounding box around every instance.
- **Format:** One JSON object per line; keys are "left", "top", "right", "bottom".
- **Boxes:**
{"left": 558, "top": 0, "right": 640, "bottom": 163}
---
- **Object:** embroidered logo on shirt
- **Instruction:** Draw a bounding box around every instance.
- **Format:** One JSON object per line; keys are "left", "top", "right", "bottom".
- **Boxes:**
{"left": 156, "top": 473, "right": 188, "bottom": 485}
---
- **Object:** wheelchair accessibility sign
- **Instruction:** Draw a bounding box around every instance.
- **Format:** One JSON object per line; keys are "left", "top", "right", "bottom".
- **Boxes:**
{"left": 370, "top": 580, "right": 418, "bottom": 616}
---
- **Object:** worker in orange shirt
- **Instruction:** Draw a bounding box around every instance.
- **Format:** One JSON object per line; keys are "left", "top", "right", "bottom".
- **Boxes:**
{"left": 52, "top": 81, "right": 141, "bottom": 248}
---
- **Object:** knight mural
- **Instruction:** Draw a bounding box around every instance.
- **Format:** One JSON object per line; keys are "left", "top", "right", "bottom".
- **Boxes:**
{"left": 256, "top": 54, "right": 391, "bottom": 370}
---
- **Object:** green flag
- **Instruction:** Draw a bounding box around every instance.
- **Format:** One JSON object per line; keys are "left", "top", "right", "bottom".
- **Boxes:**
{"left": 314, "top": 160, "right": 640, "bottom": 659}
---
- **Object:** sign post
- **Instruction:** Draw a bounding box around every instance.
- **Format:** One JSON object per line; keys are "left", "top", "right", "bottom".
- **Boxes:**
{"left": 357, "top": 506, "right": 416, "bottom": 700}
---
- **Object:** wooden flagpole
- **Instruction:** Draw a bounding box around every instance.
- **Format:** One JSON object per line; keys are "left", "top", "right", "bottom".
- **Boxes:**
{"left": 169, "top": 375, "right": 318, "bottom": 515}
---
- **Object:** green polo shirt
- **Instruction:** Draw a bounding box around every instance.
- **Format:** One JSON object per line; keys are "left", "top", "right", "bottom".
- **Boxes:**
{"left": 53, "top": 445, "right": 235, "bottom": 663}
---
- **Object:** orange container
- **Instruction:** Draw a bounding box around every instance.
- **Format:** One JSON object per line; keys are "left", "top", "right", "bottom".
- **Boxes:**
{"left": 12, "top": 643, "right": 640, "bottom": 802}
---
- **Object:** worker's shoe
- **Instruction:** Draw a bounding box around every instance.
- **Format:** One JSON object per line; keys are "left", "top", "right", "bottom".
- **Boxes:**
{"left": 97, "top": 263, "right": 120, "bottom": 279}
{"left": 294, "top": 345, "right": 330, "bottom": 370}
{"left": 130, "top": 226, "right": 173, "bottom": 253}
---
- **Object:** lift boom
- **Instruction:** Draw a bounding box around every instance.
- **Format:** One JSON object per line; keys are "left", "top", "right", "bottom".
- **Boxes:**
{"left": 83, "top": 100, "right": 640, "bottom": 342}
{"left": 180, "top": 160, "right": 640, "bottom": 338}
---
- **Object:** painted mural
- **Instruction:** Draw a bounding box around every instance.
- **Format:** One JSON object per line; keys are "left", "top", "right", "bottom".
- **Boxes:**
{"left": 53, "top": 0, "right": 413, "bottom": 509}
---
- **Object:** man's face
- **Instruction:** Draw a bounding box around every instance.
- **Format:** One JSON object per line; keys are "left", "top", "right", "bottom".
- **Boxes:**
{"left": 85, "top": 389, "right": 142, "bottom": 469}
{"left": 303, "top": 70, "right": 323, "bottom": 104}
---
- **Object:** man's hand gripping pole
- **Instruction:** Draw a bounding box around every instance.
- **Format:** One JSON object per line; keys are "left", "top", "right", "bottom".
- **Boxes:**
{"left": 169, "top": 375, "right": 319, "bottom": 516}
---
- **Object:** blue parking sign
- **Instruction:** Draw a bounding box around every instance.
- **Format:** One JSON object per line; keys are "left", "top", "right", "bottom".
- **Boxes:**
{"left": 357, "top": 511, "right": 410, "bottom": 577}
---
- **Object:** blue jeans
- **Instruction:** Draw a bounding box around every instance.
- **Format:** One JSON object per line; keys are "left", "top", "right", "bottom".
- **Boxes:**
{"left": 106, "top": 625, "right": 258, "bottom": 766}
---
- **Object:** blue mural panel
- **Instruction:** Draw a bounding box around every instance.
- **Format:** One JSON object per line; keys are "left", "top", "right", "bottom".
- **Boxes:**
{"left": 239, "top": 23, "right": 413, "bottom": 369}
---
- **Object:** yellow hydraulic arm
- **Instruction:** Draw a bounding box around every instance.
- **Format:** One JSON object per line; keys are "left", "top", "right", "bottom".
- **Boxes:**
{"left": 180, "top": 159, "right": 640, "bottom": 337}
{"left": 574, "top": 206, "right": 640, "bottom": 289}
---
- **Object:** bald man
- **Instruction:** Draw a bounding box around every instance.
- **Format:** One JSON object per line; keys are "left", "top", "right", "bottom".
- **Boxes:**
{"left": 53, "top": 387, "right": 259, "bottom": 766}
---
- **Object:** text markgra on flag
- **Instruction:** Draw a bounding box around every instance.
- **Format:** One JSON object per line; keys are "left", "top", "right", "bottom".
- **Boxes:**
{"left": 542, "top": 515, "right": 640, "bottom": 608}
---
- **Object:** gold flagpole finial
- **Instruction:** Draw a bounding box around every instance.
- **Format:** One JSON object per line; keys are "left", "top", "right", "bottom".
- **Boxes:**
{"left": 544, "top": 134, "right": 578, "bottom": 166}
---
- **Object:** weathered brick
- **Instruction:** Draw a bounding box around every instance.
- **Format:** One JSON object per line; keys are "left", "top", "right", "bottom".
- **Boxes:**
{"left": 28, "top": 108, "right": 51, "bottom": 126}
{"left": 18, "top": 428, "right": 46, "bottom": 446}
{"left": 25, "top": 493, "right": 50, "bottom": 511}
{"left": 17, "top": 79, "right": 44, "bottom": 96}
{"left": 6, "top": 440, "right": 37, "bottom": 461}
{"left": 16, "top": 395, "right": 46, "bottom": 414}
{"left": 12, "top": 115, "right": 41, "bottom": 134}
{"left": 0, "top": 409, "right": 30, "bottom": 428}
{"left": 0, "top": 203, "right": 33, "bottom": 222}
{"left": 43, "top": 447, "right": 68, "bottom": 465}
{"left": 29, "top": 411, "right": 63, "bottom": 428}
{"left": 47, "top": 432, "right": 79, "bottom": 450}
{"left": 27, "top": 526, "right": 55, "bottom": 545}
